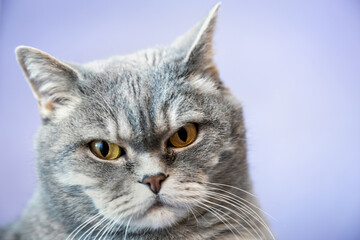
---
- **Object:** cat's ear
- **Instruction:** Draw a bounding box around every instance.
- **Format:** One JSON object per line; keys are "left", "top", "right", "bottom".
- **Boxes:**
{"left": 15, "top": 46, "right": 81, "bottom": 121}
{"left": 171, "top": 2, "right": 221, "bottom": 73}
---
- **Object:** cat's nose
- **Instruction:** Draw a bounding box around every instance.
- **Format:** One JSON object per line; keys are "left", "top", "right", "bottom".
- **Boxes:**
{"left": 141, "top": 173, "right": 168, "bottom": 194}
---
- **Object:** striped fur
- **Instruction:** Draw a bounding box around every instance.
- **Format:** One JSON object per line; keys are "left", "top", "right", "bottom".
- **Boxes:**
{"left": 2, "top": 3, "right": 274, "bottom": 240}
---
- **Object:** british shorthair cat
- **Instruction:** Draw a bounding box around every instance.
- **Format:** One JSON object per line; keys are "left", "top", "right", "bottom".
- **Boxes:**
{"left": 1, "top": 3, "right": 274, "bottom": 240}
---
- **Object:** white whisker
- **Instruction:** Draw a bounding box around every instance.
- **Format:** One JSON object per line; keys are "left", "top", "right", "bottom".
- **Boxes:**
{"left": 206, "top": 193, "right": 264, "bottom": 239}
{"left": 205, "top": 186, "right": 275, "bottom": 239}
{"left": 189, "top": 206, "right": 200, "bottom": 225}
{"left": 80, "top": 214, "right": 107, "bottom": 240}
{"left": 201, "top": 197, "right": 258, "bottom": 239}
{"left": 96, "top": 213, "right": 117, "bottom": 240}
{"left": 66, "top": 212, "right": 102, "bottom": 240}
{"left": 194, "top": 200, "right": 243, "bottom": 240}
{"left": 207, "top": 190, "right": 272, "bottom": 239}
{"left": 206, "top": 184, "right": 275, "bottom": 224}
{"left": 123, "top": 216, "right": 133, "bottom": 240}
{"left": 203, "top": 181, "right": 258, "bottom": 198}
{"left": 101, "top": 214, "right": 121, "bottom": 240}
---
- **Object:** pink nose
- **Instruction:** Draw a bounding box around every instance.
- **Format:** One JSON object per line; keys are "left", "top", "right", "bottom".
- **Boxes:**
{"left": 141, "top": 173, "right": 167, "bottom": 194}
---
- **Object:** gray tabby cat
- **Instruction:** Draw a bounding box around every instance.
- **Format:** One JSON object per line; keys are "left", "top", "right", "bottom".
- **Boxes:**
{"left": 0, "top": 3, "right": 274, "bottom": 240}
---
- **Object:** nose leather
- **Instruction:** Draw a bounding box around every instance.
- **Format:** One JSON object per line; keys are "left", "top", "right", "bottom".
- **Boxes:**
{"left": 141, "top": 173, "right": 167, "bottom": 194}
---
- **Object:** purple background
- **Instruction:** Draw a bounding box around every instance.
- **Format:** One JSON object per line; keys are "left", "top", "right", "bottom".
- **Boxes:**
{"left": 1, "top": 1, "right": 360, "bottom": 239}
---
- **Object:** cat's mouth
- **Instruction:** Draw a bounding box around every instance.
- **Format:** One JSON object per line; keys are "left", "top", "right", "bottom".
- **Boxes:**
{"left": 145, "top": 199, "right": 169, "bottom": 213}
{"left": 140, "top": 197, "right": 184, "bottom": 217}
{"left": 149, "top": 201, "right": 164, "bottom": 209}
{"left": 131, "top": 198, "right": 185, "bottom": 229}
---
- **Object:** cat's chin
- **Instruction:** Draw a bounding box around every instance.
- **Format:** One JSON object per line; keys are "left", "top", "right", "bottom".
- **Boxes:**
{"left": 132, "top": 203, "right": 186, "bottom": 230}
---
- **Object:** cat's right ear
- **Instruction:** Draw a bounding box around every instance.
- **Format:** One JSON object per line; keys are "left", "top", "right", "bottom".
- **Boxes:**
{"left": 15, "top": 46, "right": 81, "bottom": 121}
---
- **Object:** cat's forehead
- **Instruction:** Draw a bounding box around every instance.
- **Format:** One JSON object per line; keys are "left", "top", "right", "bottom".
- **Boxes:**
{"left": 77, "top": 57, "right": 205, "bottom": 144}
{"left": 83, "top": 49, "right": 185, "bottom": 90}
{"left": 82, "top": 64, "right": 185, "bottom": 110}
{"left": 83, "top": 47, "right": 175, "bottom": 75}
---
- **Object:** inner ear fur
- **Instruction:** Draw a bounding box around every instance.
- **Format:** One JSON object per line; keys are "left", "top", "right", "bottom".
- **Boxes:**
{"left": 15, "top": 46, "right": 81, "bottom": 120}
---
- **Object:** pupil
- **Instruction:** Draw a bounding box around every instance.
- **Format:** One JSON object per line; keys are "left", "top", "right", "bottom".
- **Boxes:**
{"left": 178, "top": 127, "right": 188, "bottom": 142}
{"left": 99, "top": 141, "right": 109, "bottom": 157}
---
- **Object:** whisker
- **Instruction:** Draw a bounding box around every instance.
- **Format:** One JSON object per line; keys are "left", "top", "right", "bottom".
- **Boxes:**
{"left": 109, "top": 215, "right": 126, "bottom": 240}
{"left": 66, "top": 212, "right": 102, "bottom": 240}
{"left": 107, "top": 202, "right": 146, "bottom": 239}
{"left": 105, "top": 215, "right": 123, "bottom": 239}
{"left": 206, "top": 193, "right": 264, "bottom": 240}
{"left": 106, "top": 212, "right": 129, "bottom": 240}
{"left": 200, "top": 197, "right": 259, "bottom": 240}
{"left": 205, "top": 186, "right": 275, "bottom": 239}
{"left": 183, "top": 200, "right": 212, "bottom": 227}
{"left": 185, "top": 202, "right": 199, "bottom": 225}
{"left": 194, "top": 200, "right": 243, "bottom": 240}
{"left": 80, "top": 214, "right": 107, "bottom": 240}
{"left": 95, "top": 212, "right": 118, "bottom": 240}
{"left": 123, "top": 216, "right": 133, "bottom": 240}
{"left": 203, "top": 181, "right": 258, "bottom": 198}
{"left": 170, "top": 190, "right": 274, "bottom": 239}
{"left": 172, "top": 193, "right": 258, "bottom": 237}
{"left": 205, "top": 184, "right": 276, "bottom": 221}
{"left": 101, "top": 214, "right": 122, "bottom": 240}
{"left": 207, "top": 190, "right": 273, "bottom": 239}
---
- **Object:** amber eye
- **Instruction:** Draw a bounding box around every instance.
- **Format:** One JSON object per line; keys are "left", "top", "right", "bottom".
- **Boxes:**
{"left": 169, "top": 123, "right": 197, "bottom": 148}
{"left": 89, "top": 140, "right": 124, "bottom": 160}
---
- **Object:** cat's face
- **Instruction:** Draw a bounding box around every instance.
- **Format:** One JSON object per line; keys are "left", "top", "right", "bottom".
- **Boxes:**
{"left": 37, "top": 60, "right": 239, "bottom": 230}
{"left": 15, "top": 3, "right": 249, "bottom": 234}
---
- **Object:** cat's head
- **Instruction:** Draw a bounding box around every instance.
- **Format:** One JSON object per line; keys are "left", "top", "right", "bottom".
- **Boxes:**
{"left": 15, "top": 3, "right": 249, "bottom": 233}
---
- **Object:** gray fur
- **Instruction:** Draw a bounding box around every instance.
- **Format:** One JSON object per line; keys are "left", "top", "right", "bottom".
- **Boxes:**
{"left": 1, "top": 3, "right": 273, "bottom": 240}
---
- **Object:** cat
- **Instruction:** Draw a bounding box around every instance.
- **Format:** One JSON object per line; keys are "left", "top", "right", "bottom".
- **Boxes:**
{"left": 0, "top": 3, "right": 274, "bottom": 240}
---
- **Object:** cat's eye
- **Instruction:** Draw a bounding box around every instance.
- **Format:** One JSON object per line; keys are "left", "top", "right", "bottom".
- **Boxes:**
{"left": 89, "top": 140, "right": 124, "bottom": 160}
{"left": 168, "top": 123, "right": 197, "bottom": 148}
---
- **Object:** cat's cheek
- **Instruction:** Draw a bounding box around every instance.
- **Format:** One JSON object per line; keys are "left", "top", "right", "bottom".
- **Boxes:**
{"left": 82, "top": 188, "right": 113, "bottom": 215}
{"left": 54, "top": 171, "right": 98, "bottom": 187}
{"left": 159, "top": 174, "right": 207, "bottom": 206}
{"left": 205, "top": 154, "right": 220, "bottom": 167}
{"left": 82, "top": 181, "right": 155, "bottom": 220}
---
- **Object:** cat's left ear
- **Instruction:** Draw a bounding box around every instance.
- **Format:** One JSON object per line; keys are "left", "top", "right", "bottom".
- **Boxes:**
{"left": 171, "top": 2, "right": 221, "bottom": 75}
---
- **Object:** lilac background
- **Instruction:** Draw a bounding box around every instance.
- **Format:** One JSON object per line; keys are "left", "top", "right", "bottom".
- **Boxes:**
{"left": 1, "top": 0, "right": 360, "bottom": 239}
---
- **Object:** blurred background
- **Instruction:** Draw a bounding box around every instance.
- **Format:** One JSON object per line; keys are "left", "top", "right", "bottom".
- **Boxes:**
{"left": 0, "top": 0, "right": 359, "bottom": 239}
